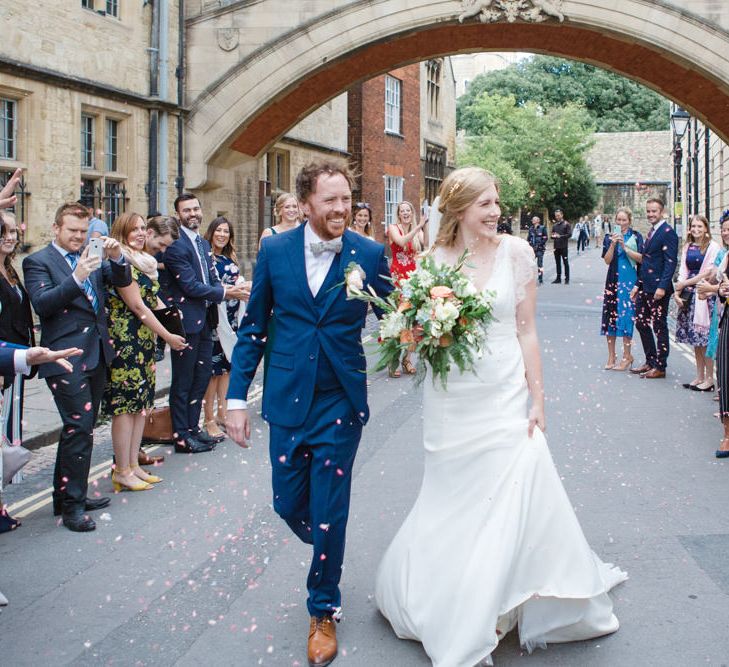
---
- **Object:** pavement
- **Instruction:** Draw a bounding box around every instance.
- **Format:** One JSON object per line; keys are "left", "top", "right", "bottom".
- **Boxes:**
{"left": 1, "top": 242, "right": 729, "bottom": 666}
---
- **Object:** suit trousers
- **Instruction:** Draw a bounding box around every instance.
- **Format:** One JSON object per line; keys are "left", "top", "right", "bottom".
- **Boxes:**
{"left": 47, "top": 353, "right": 106, "bottom": 514}
{"left": 554, "top": 247, "right": 570, "bottom": 281}
{"left": 635, "top": 289, "right": 670, "bottom": 370}
{"left": 268, "top": 388, "right": 362, "bottom": 617}
{"left": 169, "top": 322, "right": 213, "bottom": 438}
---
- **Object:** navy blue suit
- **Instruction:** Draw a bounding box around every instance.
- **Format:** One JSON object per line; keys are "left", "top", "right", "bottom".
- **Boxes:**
{"left": 163, "top": 230, "right": 225, "bottom": 438}
{"left": 23, "top": 244, "right": 131, "bottom": 514}
{"left": 635, "top": 220, "right": 679, "bottom": 370}
{"left": 228, "top": 225, "right": 391, "bottom": 616}
{"left": 0, "top": 345, "right": 20, "bottom": 377}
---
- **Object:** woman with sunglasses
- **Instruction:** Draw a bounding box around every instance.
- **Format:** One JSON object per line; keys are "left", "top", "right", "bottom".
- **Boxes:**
{"left": 351, "top": 202, "right": 374, "bottom": 238}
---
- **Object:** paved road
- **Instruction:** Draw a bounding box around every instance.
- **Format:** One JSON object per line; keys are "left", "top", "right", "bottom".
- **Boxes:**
{"left": 2, "top": 246, "right": 729, "bottom": 666}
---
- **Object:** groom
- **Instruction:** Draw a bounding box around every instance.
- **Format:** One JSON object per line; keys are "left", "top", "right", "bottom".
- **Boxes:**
{"left": 226, "top": 160, "right": 391, "bottom": 666}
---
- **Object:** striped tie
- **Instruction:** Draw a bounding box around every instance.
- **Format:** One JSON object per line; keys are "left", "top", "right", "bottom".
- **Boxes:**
{"left": 66, "top": 252, "right": 99, "bottom": 313}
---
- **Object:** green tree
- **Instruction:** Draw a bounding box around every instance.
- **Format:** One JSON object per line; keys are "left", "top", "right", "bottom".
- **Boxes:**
{"left": 457, "top": 55, "right": 669, "bottom": 134}
{"left": 457, "top": 93, "right": 598, "bottom": 219}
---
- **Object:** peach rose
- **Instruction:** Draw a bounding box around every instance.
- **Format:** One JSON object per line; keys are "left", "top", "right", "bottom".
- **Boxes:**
{"left": 438, "top": 334, "right": 454, "bottom": 348}
{"left": 430, "top": 285, "right": 454, "bottom": 299}
{"left": 398, "top": 299, "right": 413, "bottom": 313}
{"left": 400, "top": 329, "right": 415, "bottom": 344}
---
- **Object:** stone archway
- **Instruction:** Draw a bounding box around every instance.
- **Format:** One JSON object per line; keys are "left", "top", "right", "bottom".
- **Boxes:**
{"left": 185, "top": 0, "right": 729, "bottom": 189}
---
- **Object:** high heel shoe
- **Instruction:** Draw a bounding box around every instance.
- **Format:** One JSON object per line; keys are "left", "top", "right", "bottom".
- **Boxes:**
{"left": 715, "top": 438, "right": 729, "bottom": 458}
{"left": 402, "top": 358, "right": 417, "bottom": 375}
{"left": 604, "top": 359, "right": 617, "bottom": 370}
{"left": 131, "top": 466, "right": 163, "bottom": 484}
{"left": 112, "top": 468, "right": 153, "bottom": 492}
{"left": 612, "top": 356, "right": 634, "bottom": 371}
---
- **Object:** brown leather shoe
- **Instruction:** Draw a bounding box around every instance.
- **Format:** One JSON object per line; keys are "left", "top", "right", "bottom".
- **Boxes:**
{"left": 630, "top": 363, "right": 651, "bottom": 375}
{"left": 308, "top": 616, "right": 337, "bottom": 666}
{"left": 138, "top": 451, "right": 165, "bottom": 466}
{"left": 642, "top": 368, "right": 666, "bottom": 379}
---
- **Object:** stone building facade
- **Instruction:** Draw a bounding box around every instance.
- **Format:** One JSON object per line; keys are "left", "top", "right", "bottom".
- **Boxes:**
{"left": 0, "top": 1, "right": 182, "bottom": 249}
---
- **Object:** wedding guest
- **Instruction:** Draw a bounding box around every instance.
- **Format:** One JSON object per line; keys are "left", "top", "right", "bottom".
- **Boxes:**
{"left": 387, "top": 201, "right": 426, "bottom": 377}
{"left": 577, "top": 216, "right": 589, "bottom": 253}
{"left": 0, "top": 212, "right": 35, "bottom": 443}
{"left": 351, "top": 202, "right": 374, "bottom": 238}
{"left": 697, "top": 212, "right": 729, "bottom": 398}
{"left": 674, "top": 214, "right": 720, "bottom": 391}
{"left": 600, "top": 207, "right": 643, "bottom": 370}
{"left": 630, "top": 198, "right": 679, "bottom": 379}
{"left": 715, "top": 255, "right": 729, "bottom": 457}
{"left": 526, "top": 215, "right": 548, "bottom": 284}
{"left": 23, "top": 202, "right": 131, "bottom": 531}
{"left": 551, "top": 208, "right": 571, "bottom": 284}
{"left": 259, "top": 192, "right": 301, "bottom": 247}
{"left": 202, "top": 216, "right": 244, "bottom": 441}
{"left": 107, "top": 213, "right": 186, "bottom": 491}
{"left": 150, "top": 214, "right": 179, "bottom": 365}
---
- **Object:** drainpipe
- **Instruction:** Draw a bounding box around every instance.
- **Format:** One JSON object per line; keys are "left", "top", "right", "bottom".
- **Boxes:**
{"left": 158, "top": 0, "right": 170, "bottom": 213}
{"left": 705, "top": 126, "right": 711, "bottom": 221}
{"left": 176, "top": 0, "right": 185, "bottom": 196}
{"left": 148, "top": 0, "right": 161, "bottom": 215}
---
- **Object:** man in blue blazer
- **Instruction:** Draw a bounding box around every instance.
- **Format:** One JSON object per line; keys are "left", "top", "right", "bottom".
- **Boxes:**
{"left": 164, "top": 194, "right": 246, "bottom": 453}
{"left": 0, "top": 343, "right": 81, "bottom": 376}
{"left": 226, "top": 160, "right": 392, "bottom": 667}
{"left": 23, "top": 202, "right": 131, "bottom": 531}
{"left": 630, "top": 198, "right": 679, "bottom": 378}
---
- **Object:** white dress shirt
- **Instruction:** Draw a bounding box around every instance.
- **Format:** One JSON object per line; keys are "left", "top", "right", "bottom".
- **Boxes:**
{"left": 227, "top": 223, "right": 339, "bottom": 412}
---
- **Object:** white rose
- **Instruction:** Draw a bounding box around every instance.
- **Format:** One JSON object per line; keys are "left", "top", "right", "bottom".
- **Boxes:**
{"left": 434, "top": 300, "right": 459, "bottom": 322}
{"left": 380, "top": 312, "right": 406, "bottom": 339}
{"left": 345, "top": 266, "right": 364, "bottom": 294}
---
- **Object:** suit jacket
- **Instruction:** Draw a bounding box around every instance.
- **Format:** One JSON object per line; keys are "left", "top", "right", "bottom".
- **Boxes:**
{"left": 0, "top": 345, "right": 20, "bottom": 377}
{"left": 0, "top": 275, "right": 36, "bottom": 385}
{"left": 162, "top": 231, "right": 224, "bottom": 334}
{"left": 638, "top": 221, "right": 679, "bottom": 295}
{"left": 228, "top": 225, "right": 392, "bottom": 428}
{"left": 22, "top": 243, "right": 131, "bottom": 378}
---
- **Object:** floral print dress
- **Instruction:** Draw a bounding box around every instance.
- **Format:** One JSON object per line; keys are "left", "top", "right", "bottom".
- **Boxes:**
{"left": 106, "top": 267, "right": 158, "bottom": 415}
{"left": 211, "top": 254, "right": 241, "bottom": 375}
{"left": 389, "top": 224, "right": 417, "bottom": 284}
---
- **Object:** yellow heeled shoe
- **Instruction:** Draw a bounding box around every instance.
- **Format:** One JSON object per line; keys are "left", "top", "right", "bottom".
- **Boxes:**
{"left": 112, "top": 468, "right": 153, "bottom": 492}
{"left": 131, "top": 466, "right": 163, "bottom": 484}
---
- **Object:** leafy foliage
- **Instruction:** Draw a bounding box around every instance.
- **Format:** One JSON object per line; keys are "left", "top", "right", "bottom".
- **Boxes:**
{"left": 457, "top": 55, "right": 669, "bottom": 133}
{"left": 457, "top": 92, "right": 598, "bottom": 219}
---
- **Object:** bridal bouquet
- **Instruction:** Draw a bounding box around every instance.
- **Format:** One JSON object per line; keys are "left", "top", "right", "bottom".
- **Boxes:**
{"left": 344, "top": 252, "right": 496, "bottom": 388}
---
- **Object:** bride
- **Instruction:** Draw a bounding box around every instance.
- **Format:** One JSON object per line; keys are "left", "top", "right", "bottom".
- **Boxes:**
{"left": 374, "top": 167, "right": 627, "bottom": 666}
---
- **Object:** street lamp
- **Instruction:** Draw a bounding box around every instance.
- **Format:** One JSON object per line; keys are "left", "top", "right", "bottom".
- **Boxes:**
{"left": 671, "top": 106, "right": 690, "bottom": 229}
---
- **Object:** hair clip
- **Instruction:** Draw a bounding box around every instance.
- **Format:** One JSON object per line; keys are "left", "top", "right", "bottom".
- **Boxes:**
{"left": 444, "top": 181, "right": 462, "bottom": 203}
{"left": 721, "top": 209, "right": 729, "bottom": 223}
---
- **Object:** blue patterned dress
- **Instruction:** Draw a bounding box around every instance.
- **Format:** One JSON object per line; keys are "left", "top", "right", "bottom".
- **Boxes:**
{"left": 676, "top": 244, "right": 712, "bottom": 347}
{"left": 211, "top": 254, "right": 241, "bottom": 375}
{"left": 707, "top": 248, "right": 727, "bottom": 359}
{"left": 600, "top": 229, "right": 643, "bottom": 338}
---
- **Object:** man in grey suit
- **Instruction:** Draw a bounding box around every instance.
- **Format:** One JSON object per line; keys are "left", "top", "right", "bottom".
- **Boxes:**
{"left": 23, "top": 203, "right": 131, "bottom": 532}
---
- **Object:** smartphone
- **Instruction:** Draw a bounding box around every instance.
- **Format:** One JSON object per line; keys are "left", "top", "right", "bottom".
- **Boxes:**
{"left": 87, "top": 237, "right": 104, "bottom": 262}
{"left": 612, "top": 224, "right": 620, "bottom": 235}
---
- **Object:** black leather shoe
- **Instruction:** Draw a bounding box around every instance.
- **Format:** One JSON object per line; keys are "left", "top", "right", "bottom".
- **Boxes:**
{"left": 194, "top": 429, "right": 221, "bottom": 445}
{"left": 551, "top": 278, "right": 561, "bottom": 284}
{"left": 174, "top": 437, "right": 215, "bottom": 454}
{"left": 53, "top": 496, "right": 111, "bottom": 517}
{"left": 564, "top": 280, "right": 570, "bottom": 284}
{"left": 62, "top": 513, "right": 96, "bottom": 532}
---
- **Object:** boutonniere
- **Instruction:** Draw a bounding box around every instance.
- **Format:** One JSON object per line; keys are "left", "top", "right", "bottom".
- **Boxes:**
{"left": 343, "top": 261, "right": 366, "bottom": 298}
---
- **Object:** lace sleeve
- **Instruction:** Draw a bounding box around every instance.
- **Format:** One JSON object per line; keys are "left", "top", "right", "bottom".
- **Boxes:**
{"left": 509, "top": 237, "right": 537, "bottom": 305}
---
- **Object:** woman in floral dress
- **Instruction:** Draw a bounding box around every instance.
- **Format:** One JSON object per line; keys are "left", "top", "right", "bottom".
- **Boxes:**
{"left": 107, "top": 213, "right": 187, "bottom": 492}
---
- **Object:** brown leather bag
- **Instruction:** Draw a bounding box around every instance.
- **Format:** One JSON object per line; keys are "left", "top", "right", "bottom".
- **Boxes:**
{"left": 142, "top": 406, "right": 174, "bottom": 444}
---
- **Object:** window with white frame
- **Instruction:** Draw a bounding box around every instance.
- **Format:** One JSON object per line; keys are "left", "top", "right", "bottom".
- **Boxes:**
{"left": 384, "top": 175, "right": 404, "bottom": 227}
{"left": 0, "top": 98, "right": 16, "bottom": 160}
{"left": 385, "top": 75, "right": 402, "bottom": 135}
{"left": 81, "top": 114, "right": 95, "bottom": 169}
{"left": 106, "top": 118, "right": 118, "bottom": 172}
{"left": 106, "top": 0, "right": 119, "bottom": 18}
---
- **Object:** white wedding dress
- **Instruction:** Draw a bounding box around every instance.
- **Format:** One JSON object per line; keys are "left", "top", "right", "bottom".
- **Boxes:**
{"left": 375, "top": 236, "right": 627, "bottom": 667}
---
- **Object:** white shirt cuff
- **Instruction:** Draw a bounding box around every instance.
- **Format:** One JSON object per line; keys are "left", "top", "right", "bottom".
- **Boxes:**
{"left": 227, "top": 399, "right": 248, "bottom": 411}
{"left": 13, "top": 349, "right": 31, "bottom": 375}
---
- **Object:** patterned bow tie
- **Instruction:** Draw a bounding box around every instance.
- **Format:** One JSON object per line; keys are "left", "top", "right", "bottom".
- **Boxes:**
{"left": 310, "top": 238, "right": 343, "bottom": 256}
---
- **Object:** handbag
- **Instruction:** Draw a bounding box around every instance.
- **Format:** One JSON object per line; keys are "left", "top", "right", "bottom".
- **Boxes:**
{"left": 154, "top": 306, "right": 185, "bottom": 337}
{"left": 678, "top": 286, "right": 693, "bottom": 308}
{"left": 141, "top": 405, "right": 175, "bottom": 444}
{"left": 2, "top": 442, "right": 31, "bottom": 486}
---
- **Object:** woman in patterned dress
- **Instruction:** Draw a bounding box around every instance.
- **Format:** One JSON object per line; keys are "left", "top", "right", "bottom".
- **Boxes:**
{"left": 387, "top": 201, "right": 427, "bottom": 377}
{"left": 674, "top": 214, "right": 721, "bottom": 392}
{"left": 107, "top": 213, "right": 187, "bottom": 492}
{"left": 202, "top": 217, "right": 244, "bottom": 439}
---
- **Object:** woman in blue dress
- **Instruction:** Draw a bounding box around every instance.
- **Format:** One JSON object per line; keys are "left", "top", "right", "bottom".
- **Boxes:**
{"left": 202, "top": 217, "right": 242, "bottom": 440}
{"left": 600, "top": 207, "right": 644, "bottom": 370}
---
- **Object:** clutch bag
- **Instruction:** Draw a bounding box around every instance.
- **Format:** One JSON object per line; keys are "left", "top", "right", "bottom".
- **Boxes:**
{"left": 154, "top": 306, "right": 185, "bottom": 337}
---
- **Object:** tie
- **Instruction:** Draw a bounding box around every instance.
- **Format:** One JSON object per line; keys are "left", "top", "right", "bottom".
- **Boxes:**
{"left": 310, "top": 239, "right": 343, "bottom": 256}
{"left": 66, "top": 252, "right": 99, "bottom": 312}
{"left": 194, "top": 235, "right": 209, "bottom": 285}
{"left": 646, "top": 226, "right": 655, "bottom": 244}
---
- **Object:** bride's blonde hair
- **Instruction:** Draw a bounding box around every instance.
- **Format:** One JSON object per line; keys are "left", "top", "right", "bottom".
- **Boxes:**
{"left": 434, "top": 167, "right": 499, "bottom": 247}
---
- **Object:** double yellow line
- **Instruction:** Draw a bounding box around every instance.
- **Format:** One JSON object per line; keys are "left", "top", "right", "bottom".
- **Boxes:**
{"left": 6, "top": 385, "right": 264, "bottom": 519}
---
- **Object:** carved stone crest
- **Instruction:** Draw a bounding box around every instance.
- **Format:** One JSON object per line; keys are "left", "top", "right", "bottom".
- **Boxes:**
{"left": 458, "top": 0, "right": 565, "bottom": 24}
{"left": 217, "top": 27, "right": 240, "bottom": 52}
